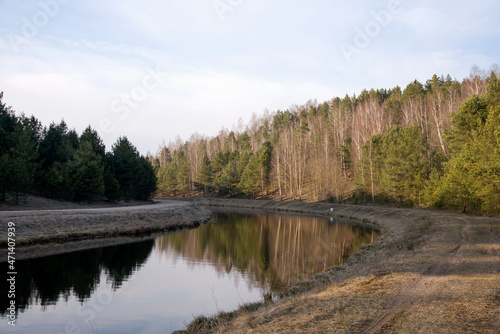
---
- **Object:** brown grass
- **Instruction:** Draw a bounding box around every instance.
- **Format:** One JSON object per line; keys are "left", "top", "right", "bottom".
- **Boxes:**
{"left": 172, "top": 198, "right": 500, "bottom": 334}
{"left": 0, "top": 201, "right": 213, "bottom": 253}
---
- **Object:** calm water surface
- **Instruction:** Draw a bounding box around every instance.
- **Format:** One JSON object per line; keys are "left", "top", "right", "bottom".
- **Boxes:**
{"left": 1, "top": 209, "right": 378, "bottom": 333}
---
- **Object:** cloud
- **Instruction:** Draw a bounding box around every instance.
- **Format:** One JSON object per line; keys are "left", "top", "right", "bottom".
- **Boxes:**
{"left": 0, "top": 0, "right": 498, "bottom": 154}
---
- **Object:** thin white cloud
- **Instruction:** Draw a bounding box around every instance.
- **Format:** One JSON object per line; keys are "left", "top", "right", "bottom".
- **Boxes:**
{"left": 0, "top": 0, "right": 498, "bottom": 154}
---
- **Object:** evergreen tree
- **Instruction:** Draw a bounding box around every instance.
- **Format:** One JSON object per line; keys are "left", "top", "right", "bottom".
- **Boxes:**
{"left": 219, "top": 159, "right": 240, "bottom": 196}
{"left": 103, "top": 168, "right": 121, "bottom": 202}
{"left": 194, "top": 155, "right": 212, "bottom": 197}
{"left": 211, "top": 150, "right": 230, "bottom": 195}
{"left": 428, "top": 75, "right": 500, "bottom": 213}
{"left": 68, "top": 142, "right": 105, "bottom": 202}
{"left": 380, "top": 124, "right": 430, "bottom": 206}
{"left": 446, "top": 95, "right": 489, "bottom": 151}
{"left": 158, "top": 162, "right": 178, "bottom": 196}
{"left": 0, "top": 92, "right": 17, "bottom": 157}
{"left": 134, "top": 156, "right": 157, "bottom": 200}
{"left": 239, "top": 153, "right": 261, "bottom": 197}
{"left": 109, "top": 137, "right": 140, "bottom": 200}
{"left": 358, "top": 124, "right": 430, "bottom": 206}
{"left": 80, "top": 125, "right": 106, "bottom": 158}
{"left": 0, "top": 155, "right": 12, "bottom": 201}
{"left": 258, "top": 141, "right": 273, "bottom": 196}
{"left": 175, "top": 151, "right": 190, "bottom": 196}
{"left": 9, "top": 125, "right": 38, "bottom": 203}
{"left": 340, "top": 137, "right": 352, "bottom": 176}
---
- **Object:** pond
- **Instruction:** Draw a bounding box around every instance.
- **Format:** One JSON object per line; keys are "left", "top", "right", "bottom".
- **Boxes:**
{"left": 0, "top": 209, "right": 378, "bottom": 333}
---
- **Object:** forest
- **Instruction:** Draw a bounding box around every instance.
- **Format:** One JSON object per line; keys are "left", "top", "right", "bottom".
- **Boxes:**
{"left": 152, "top": 67, "right": 500, "bottom": 214}
{"left": 1, "top": 67, "right": 498, "bottom": 214}
{"left": 0, "top": 96, "right": 157, "bottom": 203}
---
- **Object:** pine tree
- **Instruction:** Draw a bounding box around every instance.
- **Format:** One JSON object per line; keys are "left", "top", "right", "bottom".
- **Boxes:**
{"left": 239, "top": 153, "right": 261, "bottom": 197}
{"left": 175, "top": 151, "right": 190, "bottom": 196}
{"left": 10, "top": 125, "right": 39, "bottom": 202}
{"left": 110, "top": 137, "right": 139, "bottom": 200}
{"left": 194, "top": 155, "right": 212, "bottom": 197}
{"left": 258, "top": 141, "right": 273, "bottom": 197}
{"left": 80, "top": 125, "right": 106, "bottom": 158}
{"left": 428, "top": 74, "right": 500, "bottom": 213}
{"left": 134, "top": 156, "right": 157, "bottom": 200}
{"left": 68, "top": 142, "right": 105, "bottom": 202}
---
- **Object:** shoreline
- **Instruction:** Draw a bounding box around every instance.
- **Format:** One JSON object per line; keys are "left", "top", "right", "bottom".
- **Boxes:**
{"left": 1, "top": 197, "right": 498, "bottom": 332}
{"left": 171, "top": 198, "right": 500, "bottom": 334}
{"left": 0, "top": 200, "right": 213, "bottom": 255}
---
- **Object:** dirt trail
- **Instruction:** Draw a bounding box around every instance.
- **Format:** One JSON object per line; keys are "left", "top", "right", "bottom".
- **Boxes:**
{"left": 364, "top": 217, "right": 472, "bottom": 334}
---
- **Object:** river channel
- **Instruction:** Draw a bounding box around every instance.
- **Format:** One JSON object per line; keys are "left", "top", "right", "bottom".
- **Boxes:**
{"left": 1, "top": 208, "right": 378, "bottom": 333}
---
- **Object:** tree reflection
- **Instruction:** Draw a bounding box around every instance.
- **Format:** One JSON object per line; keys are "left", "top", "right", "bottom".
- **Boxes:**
{"left": 0, "top": 239, "right": 154, "bottom": 315}
{"left": 0, "top": 211, "right": 379, "bottom": 317}
{"left": 156, "top": 211, "right": 378, "bottom": 293}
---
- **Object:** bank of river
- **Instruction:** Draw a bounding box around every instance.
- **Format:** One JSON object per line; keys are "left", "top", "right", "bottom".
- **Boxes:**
{"left": 172, "top": 198, "right": 500, "bottom": 334}
{"left": 0, "top": 200, "right": 213, "bottom": 252}
{"left": 1, "top": 197, "right": 498, "bottom": 333}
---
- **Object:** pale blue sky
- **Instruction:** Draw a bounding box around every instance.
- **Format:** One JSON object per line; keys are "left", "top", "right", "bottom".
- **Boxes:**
{"left": 1, "top": 0, "right": 499, "bottom": 154}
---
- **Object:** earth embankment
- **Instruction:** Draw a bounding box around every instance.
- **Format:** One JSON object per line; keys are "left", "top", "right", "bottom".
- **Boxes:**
{"left": 0, "top": 200, "right": 213, "bottom": 259}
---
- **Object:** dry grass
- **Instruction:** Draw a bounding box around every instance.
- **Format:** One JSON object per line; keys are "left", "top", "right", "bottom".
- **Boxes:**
{"left": 173, "top": 198, "right": 500, "bottom": 334}
{"left": 0, "top": 200, "right": 213, "bottom": 252}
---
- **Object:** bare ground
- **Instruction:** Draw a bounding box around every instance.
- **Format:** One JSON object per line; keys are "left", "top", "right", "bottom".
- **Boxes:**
{"left": 0, "top": 198, "right": 213, "bottom": 259}
{"left": 0, "top": 194, "right": 155, "bottom": 211}
{"left": 174, "top": 198, "right": 500, "bottom": 334}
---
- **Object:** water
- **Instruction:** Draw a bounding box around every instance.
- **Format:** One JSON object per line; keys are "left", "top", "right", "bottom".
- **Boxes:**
{"left": 1, "top": 209, "right": 378, "bottom": 333}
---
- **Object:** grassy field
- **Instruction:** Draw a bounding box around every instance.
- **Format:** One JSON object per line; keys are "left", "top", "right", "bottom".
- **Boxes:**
{"left": 173, "top": 198, "right": 500, "bottom": 334}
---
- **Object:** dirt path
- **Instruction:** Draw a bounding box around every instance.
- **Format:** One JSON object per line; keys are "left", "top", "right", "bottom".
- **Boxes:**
{"left": 364, "top": 217, "right": 472, "bottom": 334}
{"left": 172, "top": 199, "right": 500, "bottom": 334}
{"left": 2, "top": 199, "right": 188, "bottom": 214}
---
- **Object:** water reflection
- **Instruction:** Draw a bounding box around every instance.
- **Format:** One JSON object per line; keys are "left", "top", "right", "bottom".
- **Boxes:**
{"left": 0, "top": 239, "right": 154, "bottom": 316}
{"left": 0, "top": 210, "right": 378, "bottom": 333}
{"left": 156, "top": 210, "right": 378, "bottom": 293}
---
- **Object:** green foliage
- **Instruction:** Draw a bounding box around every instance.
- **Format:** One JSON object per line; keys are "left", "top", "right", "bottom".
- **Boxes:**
{"left": 236, "top": 132, "right": 252, "bottom": 152}
{"left": 0, "top": 102, "right": 39, "bottom": 203}
{"left": 110, "top": 137, "right": 139, "bottom": 200}
{"left": 175, "top": 150, "right": 190, "bottom": 196}
{"left": 8, "top": 125, "right": 39, "bottom": 203}
{"left": 219, "top": 156, "right": 240, "bottom": 196}
{"left": 109, "top": 137, "right": 157, "bottom": 201}
{"left": 447, "top": 95, "right": 489, "bottom": 150}
{"left": 0, "top": 93, "right": 156, "bottom": 203}
{"left": 358, "top": 124, "right": 430, "bottom": 206}
{"left": 68, "top": 142, "right": 105, "bottom": 202}
{"left": 134, "top": 156, "right": 157, "bottom": 200}
{"left": 194, "top": 155, "right": 212, "bottom": 197}
{"left": 3, "top": 70, "right": 500, "bottom": 213}
{"left": 340, "top": 137, "right": 352, "bottom": 174}
{"left": 0, "top": 94, "right": 18, "bottom": 157}
{"left": 427, "top": 75, "right": 500, "bottom": 213}
{"left": 39, "top": 120, "right": 75, "bottom": 169}
{"left": 239, "top": 153, "right": 260, "bottom": 197}
{"left": 103, "top": 168, "right": 121, "bottom": 202}
{"left": 80, "top": 125, "right": 105, "bottom": 158}
{"left": 157, "top": 163, "right": 178, "bottom": 196}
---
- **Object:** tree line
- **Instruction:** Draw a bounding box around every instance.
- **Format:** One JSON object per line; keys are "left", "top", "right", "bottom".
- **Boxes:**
{"left": 0, "top": 94, "right": 157, "bottom": 204}
{"left": 152, "top": 66, "right": 499, "bottom": 214}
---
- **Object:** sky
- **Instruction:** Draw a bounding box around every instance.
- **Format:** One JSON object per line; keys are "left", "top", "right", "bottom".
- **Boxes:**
{"left": 0, "top": 0, "right": 499, "bottom": 155}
